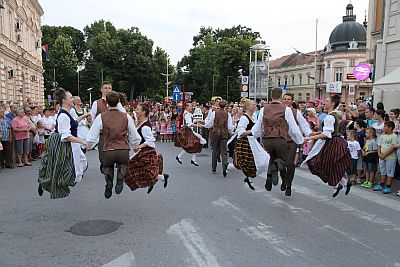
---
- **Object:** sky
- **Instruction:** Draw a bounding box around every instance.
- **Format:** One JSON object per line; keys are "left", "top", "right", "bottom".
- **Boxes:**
{"left": 39, "top": 0, "right": 369, "bottom": 64}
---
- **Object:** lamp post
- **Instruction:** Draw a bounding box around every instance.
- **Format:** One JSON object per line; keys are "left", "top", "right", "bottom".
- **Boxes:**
{"left": 87, "top": 87, "right": 93, "bottom": 106}
{"left": 250, "top": 44, "right": 270, "bottom": 102}
{"left": 77, "top": 70, "right": 80, "bottom": 97}
{"left": 161, "top": 56, "right": 172, "bottom": 98}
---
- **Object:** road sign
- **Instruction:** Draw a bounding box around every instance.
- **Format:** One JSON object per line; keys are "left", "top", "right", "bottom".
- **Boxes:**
{"left": 172, "top": 85, "right": 181, "bottom": 102}
{"left": 241, "top": 76, "right": 249, "bottom": 85}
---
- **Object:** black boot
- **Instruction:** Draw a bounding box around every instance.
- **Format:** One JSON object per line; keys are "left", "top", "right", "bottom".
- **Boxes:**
{"left": 244, "top": 177, "right": 255, "bottom": 191}
{"left": 38, "top": 184, "right": 43, "bottom": 196}
{"left": 176, "top": 156, "right": 182, "bottom": 164}
{"left": 285, "top": 187, "right": 292, "bottom": 196}
{"left": 265, "top": 175, "right": 273, "bottom": 191}
{"left": 191, "top": 160, "right": 199, "bottom": 167}
{"left": 115, "top": 179, "right": 123, "bottom": 195}
{"left": 280, "top": 183, "right": 287, "bottom": 192}
{"left": 333, "top": 184, "right": 343, "bottom": 198}
{"left": 345, "top": 181, "right": 352, "bottom": 195}
{"left": 271, "top": 162, "right": 279, "bottom": 186}
{"left": 115, "top": 164, "right": 126, "bottom": 195}
{"left": 147, "top": 185, "right": 154, "bottom": 194}
{"left": 163, "top": 174, "right": 170, "bottom": 188}
{"left": 104, "top": 169, "right": 113, "bottom": 199}
{"left": 223, "top": 163, "right": 228, "bottom": 177}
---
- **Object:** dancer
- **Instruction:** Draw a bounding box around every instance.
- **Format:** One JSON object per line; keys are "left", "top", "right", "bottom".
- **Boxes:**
{"left": 233, "top": 98, "right": 258, "bottom": 189}
{"left": 281, "top": 93, "right": 312, "bottom": 196}
{"left": 87, "top": 92, "right": 141, "bottom": 199}
{"left": 71, "top": 96, "right": 90, "bottom": 152}
{"left": 175, "top": 103, "right": 206, "bottom": 166}
{"left": 90, "top": 81, "right": 126, "bottom": 173}
{"left": 125, "top": 102, "right": 170, "bottom": 194}
{"left": 204, "top": 100, "right": 234, "bottom": 176}
{"left": 301, "top": 94, "right": 352, "bottom": 197}
{"left": 250, "top": 88, "right": 304, "bottom": 192}
{"left": 38, "top": 88, "right": 88, "bottom": 199}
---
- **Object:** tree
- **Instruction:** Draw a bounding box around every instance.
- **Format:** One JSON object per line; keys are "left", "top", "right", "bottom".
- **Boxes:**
{"left": 43, "top": 35, "right": 78, "bottom": 94}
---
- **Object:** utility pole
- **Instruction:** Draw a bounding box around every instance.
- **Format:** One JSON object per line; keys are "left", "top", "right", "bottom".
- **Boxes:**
{"left": 101, "top": 69, "right": 104, "bottom": 82}
{"left": 77, "top": 70, "right": 80, "bottom": 97}
{"left": 314, "top": 19, "right": 319, "bottom": 99}
{"left": 161, "top": 57, "right": 172, "bottom": 98}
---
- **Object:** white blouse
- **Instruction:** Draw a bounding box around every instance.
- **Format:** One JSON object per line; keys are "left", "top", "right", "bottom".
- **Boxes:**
{"left": 139, "top": 124, "right": 156, "bottom": 148}
{"left": 321, "top": 113, "right": 336, "bottom": 139}
{"left": 57, "top": 113, "right": 74, "bottom": 142}
{"left": 184, "top": 111, "right": 194, "bottom": 128}
{"left": 236, "top": 115, "right": 254, "bottom": 138}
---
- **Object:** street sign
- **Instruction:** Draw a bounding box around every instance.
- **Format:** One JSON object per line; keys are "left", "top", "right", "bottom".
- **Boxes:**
{"left": 241, "top": 76, "right": 249, "bottom": 85}
{"left": 172, "top": 85, "right": 181, "bottom": 102}
{"left": 326, "top": 82, "right": 342, "bottom": 93}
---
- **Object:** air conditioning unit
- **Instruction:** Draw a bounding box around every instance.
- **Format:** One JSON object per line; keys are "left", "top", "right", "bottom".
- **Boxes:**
{"left": 0, "top": 0, "right": 5, "bottom": 9}
{"left": 16, "top": 21, "right": 22, "bottom": 31}
{"left": 8, "top": 70, "right": 16, "bottom": 78}
{"left": 31, "top": 75, "right": 37, "bottom": 81}
{"left": 16, "top": 34, "right": 22, "bottom": 42}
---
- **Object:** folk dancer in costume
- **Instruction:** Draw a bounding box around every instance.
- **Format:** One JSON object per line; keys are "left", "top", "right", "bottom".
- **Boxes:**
{"left": 280, "top": 93, "right": 313, "bottom": 196}
{"left": 204, "top": 100, "right": 234, "bottom": 177}
{"left": 175, "top": 103, "right": 207, "bottom": 166}
{"left": 90, "top": 81, "right": 126, "bottom": 173}
{"left": 125, "top": 103, "right": 170, "bottom": 194}
{"left": 87, "top": 92, "right": 141, "bottom": 199}
{"left": 38, "top": 89, "right": 89, "bottom": 199}
{"left": 249, "top": 88, "right": 304, "bottom": 193}
{"left": 233, "top": 98, "right": 258, "bottom": 189}
{"left": 301, "top": 94, "right": 352, "bottom": 197}
{"left": 71, "top": 96, "right": 90, "bottom": 152}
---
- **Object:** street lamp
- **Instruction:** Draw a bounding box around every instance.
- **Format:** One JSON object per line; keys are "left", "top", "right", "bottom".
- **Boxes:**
{"left": 87, "top": 87, "right": 93, "bottom": 106}
{"left": 250, "top": 44, "right": 270, "bottom": 102}
{"left": 161, "top": 56, "right": 172, "bottom": 98}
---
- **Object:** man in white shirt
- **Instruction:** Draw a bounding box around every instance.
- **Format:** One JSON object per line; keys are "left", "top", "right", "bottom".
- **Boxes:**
{"left": 250, "top": 88, "right": 304, "bottom": 194}
{"left": 281, "top": 93, "right": 312, "bottom": 196}
{"left": 90, "top": 81, "right": 126, "bottom": 174}
{"left": 41, "top": 108, "right": 56, "bottom": 137}
{"left": 204, "top": 100, "right": 234, "bottom": 177}
{"left": 87, "top": 92, "right": 140, "bottom": 199}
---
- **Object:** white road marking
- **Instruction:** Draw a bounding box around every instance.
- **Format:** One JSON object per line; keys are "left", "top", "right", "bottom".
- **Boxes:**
{"left": 102, "top": 251, "right": 136, "bottom": 267}
{"left": 167, "top": 219, "right": 220, "bottom": 267}
{"left": 212, "top": 197, "right": 241, "bottom": 212}
{"left": 320, "top": 225, "right": 373, "bottom": 250}
{"left": 241, "top": 223, "right": 304, "bottom": 257}
{"left": 293, "top": 185, "right": 400, "bottom": 231}
{"left": 296, "top": 169, "right": 400, "bottom": 213}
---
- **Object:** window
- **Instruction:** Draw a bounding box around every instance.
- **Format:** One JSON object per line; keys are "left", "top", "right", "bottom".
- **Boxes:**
{"left": 307, "top": 75, "right": 311, "bottom": 84}
{"left": 306, "top": 93, "right": 311, "bottom": 101}
{"left": 350, "top": 59, "right": 355, "bottom": 67}
{"left": 360, "top": 91, "right": 366, "bottom": 97}
{"left": 278, "top": 78, "right": 281, "bottom": 87}
{"left": 284, "top": 77, "right": 288, "bottom": 86}
{"left": 299, "top": 76, "right": 303, "bottom": 85}
{"left": 292, "top": 76, "right": 295, "bottom": 85}
{"left": 335, "top": 68, "right": 343, "bottom": 82}
{"left": 327, "top": 61, "right": 331, "bottom": 68}
{"left": 298, "top": 93, "right": 303, "bottom": 101}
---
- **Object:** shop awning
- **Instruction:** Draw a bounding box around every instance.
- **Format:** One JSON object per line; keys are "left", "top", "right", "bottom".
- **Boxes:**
{"left": 373, "top": 67, "right": 400, "bottom": 93}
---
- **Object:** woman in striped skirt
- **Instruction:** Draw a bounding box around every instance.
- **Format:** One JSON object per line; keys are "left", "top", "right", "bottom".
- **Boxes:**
{"left": 125, "top": 103, "right": 169, "bottom": 194}
{"left": 301, "top": 94, "right": 352, "bottom": 197}
{"left": 38, "top": 89, "right": 89, "bottom": 199}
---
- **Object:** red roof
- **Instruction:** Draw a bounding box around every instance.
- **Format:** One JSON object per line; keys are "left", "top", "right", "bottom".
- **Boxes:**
{"left": 270, "top": 51, "right": 323, "bottom": 69}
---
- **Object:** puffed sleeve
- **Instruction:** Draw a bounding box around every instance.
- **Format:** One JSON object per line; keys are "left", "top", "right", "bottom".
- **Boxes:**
{"left": 251, "top": 107, "right": 264, "bottom": 139}
{"left": 184, "top": 112, "right": 193, "bottom": 127}
{"left": 141, "top": 125, "right": 156, "bottom": 148}
{"left": 204, "top": 110, "right": 215, "bottom": 129}
{"left": 237, "top": 115, "right": 250, "bottom": 138}
{"left": 90, "top": 100, "right": 98, "bottom": 120}
{"left": 117, "top": 103, "right": 127, "bottom": 113}
{"left": 57, "top": 113, "right": 72, "bottom": 142}
{"left": 86, "top": 115, "right": 103, "bottom": 149}
{"left": 321, "top": 114, "right": 335, "bottom": 139}
{"left": 127, "top": 115, "right": 141, "bottom": 149}
{"left": 285, "top": 107, "right": 305, "bottom": 145}
{"left": 297, "top": 110, "right": 312, "bottom": 137}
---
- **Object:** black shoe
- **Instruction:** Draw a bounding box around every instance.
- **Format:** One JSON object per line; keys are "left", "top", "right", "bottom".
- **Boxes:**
{"left": 345, "top": 181, "right": 352, "bottom": 195}
{"left": 333, "top": 184, "right": 343, "bottom": 198}
{"left": 147, "top": 185, "right": 154, "bottom": 194}
{"left": 115, "top": 179, "right": 123, "bottom": 195}
{"left": 223, "top": 163, "right": 228, "bottom": 177}
{"left": 217, "top": 157, "right": 221, "bottom": 163}
{"left": 285, "top": 187, "right": 292, "bottom": 196}
{"left": 244, "top": 177, "right": 255, "bottom": 191}
{"left": 265, "top": 176, "right": 272, "bottom": 191}
{"left": 191, "top": 160, "right": 199, "bottom": 167}
{"left": 280, "top": 183, "right": 287, "bottom": 192}
{"left": 105, "top": 187, "right": 112, "bottom": 199}
{"left": 163, "top": 174, "right": 170, "bottom": 188}
{"left": 100, "top": 164, "right": 104, "bottom": 174}
{"left": 176, "top": 156, "right": 182, "bottom": 164}
{"left": 38, "top": 184, "right": 43, "bottom": 196}
{"left": 271, "top": 162, "right": 279, "bottom": 186}
{"left": 5, "top": 165, "right": 14, "bottom": 169}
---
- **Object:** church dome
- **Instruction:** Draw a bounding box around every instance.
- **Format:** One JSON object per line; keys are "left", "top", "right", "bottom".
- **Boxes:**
{"left": 326, "top": 3, "right": 367, "bottom": 53}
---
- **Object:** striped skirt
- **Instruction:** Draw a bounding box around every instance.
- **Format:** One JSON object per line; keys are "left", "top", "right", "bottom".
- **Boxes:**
{"left": 307, "top": 136, "right": 351, "bottom": 186}
{"left": 233, "top": 138, "right": 257, "bottom": 178}
{"left": 174, "top": 127, "right": 203, "bottom": 154}
{"left": 125, "top": 147, "right": 163, "bottom": 191}
{"left": 38, "top": 133, "right": 76, "bottom": 199}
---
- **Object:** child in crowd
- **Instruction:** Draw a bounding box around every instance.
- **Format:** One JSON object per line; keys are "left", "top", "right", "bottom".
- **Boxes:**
{"left": 35, "top": 121, "right": 46, "bottom": 156}
{"left": 172, "top": 121, "right": 177, "bottom": 142}
{"left": 347, "top": 130, "right": 361, "bottom": 184}
{"left": 159, "top": 118, "right": 166, "bottom": 142}
{"left": 303, "top": 121, "right": 316, "bottom": 161}
{"left": 391, "top": 134, "right": 400, "bottom": 196}
{"left": 373, "top": 121, "right": 398, "bottom": 194}
{"left": 354, "top": 119, "right": 367, "bottom": 183}
{"left": 361, "top": 127, "right": 378, "bottom": 189}
{"left": 372, "top": 110, "right": 385, "bottom": 141}
{"left": 166, "top": 118, "right": 173, "bottom": 142}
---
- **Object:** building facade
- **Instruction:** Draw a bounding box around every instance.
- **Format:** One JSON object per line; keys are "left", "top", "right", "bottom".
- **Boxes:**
{"left": 269, "top": 3, "right": 372, "bottom": 103}
{"left": 0, "top": 0, "right": 44, "bottom": 105}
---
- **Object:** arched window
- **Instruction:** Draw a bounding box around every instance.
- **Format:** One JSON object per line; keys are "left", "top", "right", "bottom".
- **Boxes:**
{"left": 291, "top": 75, "right": 295, "bottom": 85}
{"left": 299, "top": 75, "right": 303, "bottom": 85}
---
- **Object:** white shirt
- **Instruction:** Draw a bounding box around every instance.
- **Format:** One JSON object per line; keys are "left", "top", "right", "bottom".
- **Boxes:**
{"left": 183, "top": 111, "right": 194, "bottom": 128}
{"left": 86, "top": 112, "right": 141, "bottom": 150}
{"left": 90, "top": 98, "right": 126, "bottom": 119}
{"left": 138, "top": 121, "right": 156, "bottom": 148}
{"left": 204, "top": 110, "right": 234, "bottom": 134}
{"left": 295, "top": 109, "right": 313, "bottom": 137}
{"left": 251, "top": 104, "right": 305, "bottom": 145}
{"left": 31, "top": 114, "right": 42, "bottom": 124}
{"left": 236, "top": 114, "right": 254, "bottom": 138}
{"left": 41, "top": 116, "right": 56, "bottom": 133}
{"left": 57, "top": 113, "right": 74, "bottom": 142}
{"left": 348, "top": 140, "right": 361, "bottom": 159}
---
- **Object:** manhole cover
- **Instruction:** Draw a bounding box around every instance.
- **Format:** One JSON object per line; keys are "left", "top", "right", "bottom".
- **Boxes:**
{"left": 66, "top": 220, "right": 123, "bottom": 236}
{"left": 197, "top": 154, "right": 210, "bottom": 158}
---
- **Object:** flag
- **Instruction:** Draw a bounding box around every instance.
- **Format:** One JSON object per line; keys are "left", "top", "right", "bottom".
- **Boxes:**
{"left": 42, "top": 44, "right": 50, "bottom": 61}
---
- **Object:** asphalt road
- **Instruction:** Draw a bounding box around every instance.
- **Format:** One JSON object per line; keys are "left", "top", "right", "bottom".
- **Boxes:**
{"left": 1, "top": 142, "right": 400, "bottom": 267}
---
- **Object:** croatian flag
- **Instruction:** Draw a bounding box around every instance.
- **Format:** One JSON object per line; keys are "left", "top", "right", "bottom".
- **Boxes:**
{"left": 42, "top": 44, "right": 50, "bottom": 61}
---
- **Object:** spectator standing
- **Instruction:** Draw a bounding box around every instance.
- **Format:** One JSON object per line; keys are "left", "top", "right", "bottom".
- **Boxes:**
{"left": 11, "top": 108, "right": 31, "bottom": 167}
{"left": 0, "top": 108, "right": 13, "bottom": 168}
{"left": 41, "top": 108, "right": 56, "bottom": 138}
{"left": 388, "top": 109, "right": 400, "bottom": 134}
{"left": 361, "top": 127, "right": 378, "bottom": 189}
{"left": 372, "top": 110, "right": 386, "bottom": 141}
{"left": 373, "top": 121, "right": 398, "bottom": 194}
{"left": 316, "top": 105, "right": 326, "bottom": 131}
{"left": 347, "top": 130, "right": 361, "bottom": 184}
{"left": 365, "top": 107, "right": 378, "bottom": 127}
{"left": 6, "top": 104, "right": 17, "bottom": 121}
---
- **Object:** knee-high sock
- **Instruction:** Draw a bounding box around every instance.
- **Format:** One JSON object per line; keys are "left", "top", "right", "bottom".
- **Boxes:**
{"left": 178, "top": 150, "right": 186, "bottom": 159}
{"left": 157, "top": 175, "right": 165, "bottom": 181}
{"left": 192, "top": 154, "right": 197, "bottom": 162}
